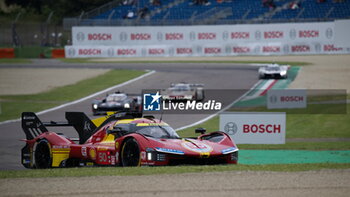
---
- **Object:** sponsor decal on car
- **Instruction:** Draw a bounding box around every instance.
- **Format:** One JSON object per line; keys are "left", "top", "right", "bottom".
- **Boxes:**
{"left": 155, "top": 147, "right": 185, "bottom": 155}
{"left": 221, "top": 147, "right": 238, "bottom": 154}
{"left": 89, "top": 148, "right": 97, "bottom": 160}
{"left": 81, "top": 147, "right": 87, "bottom": 157}
{"left": 181, "top": 140, "right": 212, "bottom": 153}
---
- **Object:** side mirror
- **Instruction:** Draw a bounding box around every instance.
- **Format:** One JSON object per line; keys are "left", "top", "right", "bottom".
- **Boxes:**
{"left": 107, "top": 127, "right": 128, "bottom": 138}
{"left": 195, "top": 127, "right": 206, "bottom": 135}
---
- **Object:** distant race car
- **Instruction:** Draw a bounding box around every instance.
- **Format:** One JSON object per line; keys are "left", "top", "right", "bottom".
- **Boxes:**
{"left": 92, "top": 92, "right": 141, "bottom": 115}
{"left": 258, "top": 63, "right": 289, "bottom": 79}
{"left": 161, "top": 83, "right": 205, "bottom": 101}
{"left": 20, "top": 112, "right": 238, "bottom": 168}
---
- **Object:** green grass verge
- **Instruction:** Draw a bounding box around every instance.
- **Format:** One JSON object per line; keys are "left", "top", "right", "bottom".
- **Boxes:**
{"left": 61, "top": 58, "right": 311, "bottom": 66}
{"left": 0, "top": 58, "right": 32, "bottom": 64}
{"left": 177, "top": 103, "right": 350, "bottom": 150}
{"left": 0, "top": 163, "right": 349, "bottom": 179}
{"left": 0, "top": 69, "right": 146, "bottom": 122}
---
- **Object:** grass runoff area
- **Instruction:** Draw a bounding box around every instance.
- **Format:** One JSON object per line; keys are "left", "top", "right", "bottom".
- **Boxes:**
{"left": 0, "top": 70, "right": 146, "bottom": 122}
{"left": 0, "top": 58, "right": 32, "bottom": 64}
{"left": 1, "top": 163, "right": 349, "bottom": 179}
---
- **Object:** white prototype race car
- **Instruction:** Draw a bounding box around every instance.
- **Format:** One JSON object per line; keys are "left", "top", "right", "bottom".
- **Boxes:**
{"left": 258, "top": 63, "right": 289, "bottom": 79}
{"left": 161, "top": 83, "right": 204, "bottom": 101}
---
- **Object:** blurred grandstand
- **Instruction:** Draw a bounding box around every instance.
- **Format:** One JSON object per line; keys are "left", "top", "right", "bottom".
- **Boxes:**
{"left": 63, "top": 0, "right": 350, "bottom": 29}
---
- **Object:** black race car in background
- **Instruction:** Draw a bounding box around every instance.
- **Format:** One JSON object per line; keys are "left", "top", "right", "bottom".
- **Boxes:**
{"left": 92, "top": 92, "right": 142, "bottom": 115}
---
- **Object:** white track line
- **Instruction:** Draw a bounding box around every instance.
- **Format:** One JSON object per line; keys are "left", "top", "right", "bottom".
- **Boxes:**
{"left": 0, "top": 70, "right": 156, "bottom": 125}
{"left": 175, "top": 79, "right": 262, "bottom": 131}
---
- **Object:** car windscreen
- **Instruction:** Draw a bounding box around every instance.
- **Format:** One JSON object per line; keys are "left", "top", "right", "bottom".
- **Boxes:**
{"left": 106, "top": 94, "right": 127, "bottom": 102}
{"left": 266, "top": 67, "right": 280, "bottom": 71}
{"left": 134, "top": 126, "right": 180, "bottom": 139}
{"left": 170, "top": 85, "right": 191, "bottom": 92}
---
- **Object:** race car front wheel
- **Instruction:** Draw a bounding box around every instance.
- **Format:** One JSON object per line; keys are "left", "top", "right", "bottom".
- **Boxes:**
{"left": 121, "top": 138, "right": 140, "bottom": 167}
{"left": 34, "top": 139, "right": 52, "bottom": 169}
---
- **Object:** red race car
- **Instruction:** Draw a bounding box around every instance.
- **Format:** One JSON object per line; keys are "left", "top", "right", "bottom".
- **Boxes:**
{"left": 21, "top": 112, "right": 238, "bottom": 168}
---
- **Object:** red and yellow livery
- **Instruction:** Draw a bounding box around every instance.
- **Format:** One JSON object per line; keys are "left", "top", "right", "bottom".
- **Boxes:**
{"left": 21, "top": 112, "right": 238, "bottom": 168}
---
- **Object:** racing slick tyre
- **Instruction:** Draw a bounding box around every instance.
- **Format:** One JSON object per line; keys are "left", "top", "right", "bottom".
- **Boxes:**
{"left": 34, "top": 139, "right": 52, "bottom": 169}
{"left": 121, "top": 138, "right": 140, "bottom": 167}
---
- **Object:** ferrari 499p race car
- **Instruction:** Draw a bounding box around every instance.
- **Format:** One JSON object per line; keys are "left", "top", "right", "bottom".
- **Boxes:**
{"left": 161, "top": 82, "right": 204, "bottom": 101}
{"left": 91, "top": 92, "right": 142, "bottom": 115}
{"left": 20, "top": 112, "right": 238, "bottom": 168}
{"left": 258, "top": 63, "right": 289, "bottom": 79}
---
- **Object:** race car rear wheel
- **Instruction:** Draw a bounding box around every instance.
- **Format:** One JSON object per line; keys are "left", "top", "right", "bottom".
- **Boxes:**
{"left": 34, "top": 139, "right": 52, "bottom": 169}
{"left": 121, "top": 138, "right": 140, "bottom": 167}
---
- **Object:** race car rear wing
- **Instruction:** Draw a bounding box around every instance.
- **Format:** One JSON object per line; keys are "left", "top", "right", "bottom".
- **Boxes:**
{"left": 65, "top": 112, "right": 97, "bottom": 144}
{"left": 22, "top": 112, "right": 49, "bottom": 140}
{"left": 21, "top": 112, "right": 96, "bottom": 144}
{"left": 22, "top": 111, "right": 143, "bottom": 143}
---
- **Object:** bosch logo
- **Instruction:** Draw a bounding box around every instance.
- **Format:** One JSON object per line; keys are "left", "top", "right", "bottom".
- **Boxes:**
{"left": 263, "top": 46, "right": 280, "bottom": 53}
{"left": 314, "top": 43, "right": 322, "bottom": 53}
{"left": 148, "top": 48, "right": 165, "bottom": 55}
{"left": 88, "top": 33, "right": 112, "bottom": 41}
{"left": 196, "top": 46, "right": 202, "bottom": 54}
{"left": 198, "top": 33, "right": 216, "bottom": 40}
{"left": 299, "top": 30, "right": 319, "bottom": 38}
{"left": 131, "top": 33, "right": 151, "bottom": 40}
{"left": 224, "top": 122, "right": 237, "bottom": 135}
{"left": 255, "top": 30, "right": 261, "bottom": 40}
{"left": 264, "top": 31, "right": 283, "bottom": 39}
{"left": 204, "top": 47, "right": 221, "bottom": 54}
{"left": 117, "top": 49, "right": 137, "bottom": 55}
{"left": 165, "top": 33, "right": 183, "bottom": 40}
{"left": 176, "top": 48, "right": 193, "bottom": 55}
{"left": 225, "top": 45, "right": 231, "bottom": 54}
{"left": 254, "top": 46, "right": 261, "bottom": 53}
{"left": 67, "top": 48, "right": 76, "bottom": 57}
{"left": 222, "top": 31, "right": 229, "bottom": 41}
{"left": 325, "top": 28, "right": 333, "bottom": 39}
{"left": 76, "top": 32, "right": 85, "bottom": 42}
{"left": 231, "top": 32, "right": 250, "bottom": 39}
{"left": 169, "top": 47, "right": 175, "bottom": 56}
{"left": 78, "top": 49, "right": 101, "bottom": 55}
{"left": 119, "top": 32, "right": 128, "bottom": 42}
{"left": 269, "top": 95, "right": 278, "bottom": 104}
{"left": 157, "top": 32, "right": 163, "bottom": 41}
{"left": 233, "top": 46, "right": 250, "bottom": 53}
{"left": 190, "top": 31, "right": 196, "bottom": 41}
{"left": 243, "top": 124, "right": 281, "bottom": 133}
{"left": 324, "top": 44, "right": 343, "bottom": 52}
{"left": 291, "top": 45, "right": 310, "bottom": 52}
{"left": 283, "top": 44, "right": 290, "bottom": 53}
{"left": 289, "top": 29, "right": 296, "bottom": 40}
{"left": 280, "top": 96, "right": 304, "bottom": 102}
{"left": 107, "top": 48, "right": 114, "bottom": 57}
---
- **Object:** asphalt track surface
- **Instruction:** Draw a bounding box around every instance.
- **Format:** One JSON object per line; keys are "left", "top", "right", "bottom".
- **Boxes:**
{"left": 0, "top": 60, "right": 259, "bottom": 170}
